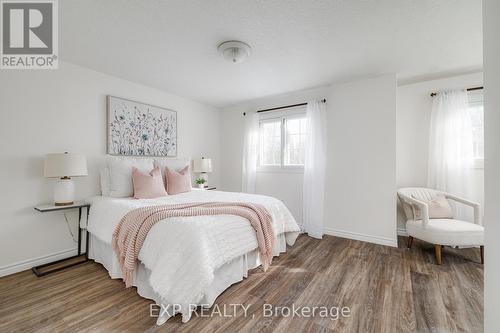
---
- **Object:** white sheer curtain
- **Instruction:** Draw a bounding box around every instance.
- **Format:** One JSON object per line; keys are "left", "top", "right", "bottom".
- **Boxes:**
{"left": 241, "top": 111, "right": 259, "bottom": 193}
{"left": 303, "top": 100, "right": 327, "bottom": 238}
{"left": 428, "top": 89, "right": 474, "bottom": 220}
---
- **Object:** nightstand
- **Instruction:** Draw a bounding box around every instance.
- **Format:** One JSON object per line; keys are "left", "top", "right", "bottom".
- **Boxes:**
{"left": 32, "top": 202, "right": 90, "bottom": 277}
{"left": 192, "top": 186, "right": 217, "bottom": 191}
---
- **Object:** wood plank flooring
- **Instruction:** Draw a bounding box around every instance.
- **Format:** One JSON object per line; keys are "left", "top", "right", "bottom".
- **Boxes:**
{"left": 0, "top": 235, "right": 483, "bottom": 332}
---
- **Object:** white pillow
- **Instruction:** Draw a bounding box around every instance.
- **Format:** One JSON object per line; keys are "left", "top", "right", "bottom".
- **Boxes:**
{"left": 106, "top": 156, "right": 154, "bottom": 198}
{"left": 154, "top": 157, "right": 190, "bottom": 177}
{"left": 412, "top": 194, "right": 454, "bottom": 219}
{"left": 100, "top": 168, "right": 111, "bottom": 196}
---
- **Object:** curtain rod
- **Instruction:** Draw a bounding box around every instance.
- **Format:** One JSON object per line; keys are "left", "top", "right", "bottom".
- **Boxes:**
{"left": 243, "top": 99, "right": 326, "bottom": 116}
{"left": 430, "top": 86, "right": 483, "bottom": 97}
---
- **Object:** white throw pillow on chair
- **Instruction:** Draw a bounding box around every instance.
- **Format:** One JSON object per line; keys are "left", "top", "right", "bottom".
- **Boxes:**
{"left": 411, "top": 194, "right": 454, "bottom": 219}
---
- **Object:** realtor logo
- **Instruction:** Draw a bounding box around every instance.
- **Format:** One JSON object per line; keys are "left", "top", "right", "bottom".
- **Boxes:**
{"left": 1, "top": 0, "right": 58, "bottom": 69}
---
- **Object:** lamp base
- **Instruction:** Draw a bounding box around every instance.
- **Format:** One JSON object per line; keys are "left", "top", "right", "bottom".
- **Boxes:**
{"left": 55, "top": 201, "right": 74, "bottom": 206}
{"left": 54, "top": 177, "right": 75, "bottom": 206}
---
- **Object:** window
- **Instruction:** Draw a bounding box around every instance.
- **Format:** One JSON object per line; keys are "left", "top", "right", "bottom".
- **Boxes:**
{"left": 284, "top": 116, "right": 307, "bottom": 166}
{"left": 468, "top": 91, "right": 484, "bottom": 166}
{"left": 259, "top": 119, "right": 281, "bottom": 166}
{"left": 258, "top": 110, "right": 307, "bottom": 171}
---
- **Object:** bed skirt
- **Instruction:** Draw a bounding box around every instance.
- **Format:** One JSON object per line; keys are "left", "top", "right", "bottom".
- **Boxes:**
{"left": 88, "top": 232, "right": 294, "bottom": 325}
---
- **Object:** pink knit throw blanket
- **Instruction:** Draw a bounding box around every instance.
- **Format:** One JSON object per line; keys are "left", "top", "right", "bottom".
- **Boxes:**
{"left": 112, "top": 202, "right": 276, "bottom": 287}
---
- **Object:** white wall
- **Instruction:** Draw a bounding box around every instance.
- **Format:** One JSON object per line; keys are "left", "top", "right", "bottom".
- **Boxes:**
{"left": 0, "top": 61, "right": 221, "bottom": 275}
{"left": 324, "top": 75, "right": 397, "bottom": 245}
{"left": 221, "top": 75, "right": 398, "bottom": 246}
{"left": 483, "top": 1, "right": 500, "bottom": 331}
{"left": 396, "top": 72, "right": 484, "bottom": 232}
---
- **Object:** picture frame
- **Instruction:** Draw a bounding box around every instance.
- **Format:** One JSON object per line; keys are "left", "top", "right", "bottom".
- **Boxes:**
{"left": 107, "top": 96, "right": 177, "bottom": 157}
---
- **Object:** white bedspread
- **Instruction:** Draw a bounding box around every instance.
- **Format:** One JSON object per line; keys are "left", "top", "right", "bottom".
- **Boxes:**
{"left": 87, "top": 190, "right": 300, "bottom": 323}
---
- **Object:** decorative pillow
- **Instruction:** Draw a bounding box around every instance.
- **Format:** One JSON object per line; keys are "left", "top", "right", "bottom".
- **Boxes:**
{"left": 165, "top": 165, "right": 192, "bottom": 195}
{"left": 412, "top": 194, "right": 454, "bottom": 219}
{"left": 106, "top": 156, "right": 155, "bottom": 198}
{"left": 132, "top": 167, "right": 168, "bottom": 199}
{"left": 154, "top": 158, "right": 190, "bottom": 183}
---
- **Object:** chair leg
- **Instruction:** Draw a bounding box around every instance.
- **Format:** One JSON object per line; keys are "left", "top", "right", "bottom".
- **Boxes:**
{"left": 434, "top": 244, "right": 442, "bottom": 265}
{"left": 480, "top": 246, "right": 484, "bottom": 264}
{"left": 407, "top": 236, "right": 413, "bottom": 249}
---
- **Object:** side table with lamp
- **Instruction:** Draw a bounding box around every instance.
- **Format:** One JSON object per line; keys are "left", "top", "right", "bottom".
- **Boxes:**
{"left": 32, "top": 153, "right": 90, "bottom": 277}
{"left": 193, "top": 157, "right": 213, "bottom": 188}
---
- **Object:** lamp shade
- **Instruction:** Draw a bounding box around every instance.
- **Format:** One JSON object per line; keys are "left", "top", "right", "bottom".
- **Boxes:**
{"left": 193, "top": 158, "right": 212, "bottom": 173}
{"left": 44, "top": 153, "right": 88, "bottom": 178}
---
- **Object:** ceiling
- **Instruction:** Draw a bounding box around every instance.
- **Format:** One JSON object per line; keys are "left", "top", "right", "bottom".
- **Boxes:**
{"left": 60, "top": 0, "right": 483, "bottom": 107}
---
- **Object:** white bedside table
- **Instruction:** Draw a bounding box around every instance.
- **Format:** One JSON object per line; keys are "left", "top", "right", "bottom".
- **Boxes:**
{"left": 192, "top": 186, "right": 217, "bottom": 191}
{"left": 32, "top": 201, "right": 90, "bottom": 277}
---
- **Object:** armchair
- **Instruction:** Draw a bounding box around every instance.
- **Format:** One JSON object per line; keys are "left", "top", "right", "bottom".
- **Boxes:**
{"left": 397, "top": 187, "right": 484, "bottom": 265}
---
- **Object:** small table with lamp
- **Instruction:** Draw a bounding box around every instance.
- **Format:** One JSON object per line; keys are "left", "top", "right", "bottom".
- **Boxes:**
{"left": 32, "top": 152, "right": 89, "bottom": 277}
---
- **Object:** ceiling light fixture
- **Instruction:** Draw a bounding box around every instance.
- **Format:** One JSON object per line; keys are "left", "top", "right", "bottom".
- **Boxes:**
{"left": 217, "top": 41, "right": 251, "bottom": 64}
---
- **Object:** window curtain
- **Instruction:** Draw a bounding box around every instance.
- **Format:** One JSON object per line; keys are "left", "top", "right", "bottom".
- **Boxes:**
{"left": 241, "top": 111, "right": 259, "bottom": 193}
{"left": 303, "top": 100, "right": 327, "bottom": 238}
{"left": 428, "top": 89, "right": 474, "bottom": 220}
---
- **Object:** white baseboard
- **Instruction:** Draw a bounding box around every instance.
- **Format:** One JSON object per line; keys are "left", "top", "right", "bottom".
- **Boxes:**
{"left": 1, "top": 227, "right": 405, "bottom": 277}
{"left": 324, "top": 227, "right": 398, "bottom": 247}
{"left": 397, "top": 227, "right": 408, "bottom": 236}
{"left": 0, "top": 248, "right": 78, "bottom": 277}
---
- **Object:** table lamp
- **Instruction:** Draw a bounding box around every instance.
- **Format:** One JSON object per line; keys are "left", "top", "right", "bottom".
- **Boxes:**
{"left": 44, "top": 152, "right": 88, "bottom": 206}
{"left": 193, "top": 157, "right": 212, "bottom": 187}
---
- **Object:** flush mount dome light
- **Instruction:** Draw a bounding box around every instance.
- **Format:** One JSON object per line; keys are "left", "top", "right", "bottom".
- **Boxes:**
{"left": 217, "top": 41, "right": 251, "bottom": 63}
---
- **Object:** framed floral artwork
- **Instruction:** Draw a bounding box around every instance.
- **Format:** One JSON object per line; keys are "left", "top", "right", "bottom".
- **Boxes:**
{"left": 107, "top": 96, "right": 177, "bottom": 156}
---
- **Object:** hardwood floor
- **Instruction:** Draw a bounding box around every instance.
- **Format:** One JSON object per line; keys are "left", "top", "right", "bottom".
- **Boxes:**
{"left": 0, "top": 235, "right": 483, "bottom": 333}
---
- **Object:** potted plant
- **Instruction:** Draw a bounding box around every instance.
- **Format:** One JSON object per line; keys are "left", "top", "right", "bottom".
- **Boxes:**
{"left": 195, "top": 178, "right": 207, "bottom": 189}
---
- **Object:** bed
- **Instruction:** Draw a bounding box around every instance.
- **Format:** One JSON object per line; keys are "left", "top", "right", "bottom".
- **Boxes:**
{"left": 87, "top": 185, "right": 300, "bottom": 325}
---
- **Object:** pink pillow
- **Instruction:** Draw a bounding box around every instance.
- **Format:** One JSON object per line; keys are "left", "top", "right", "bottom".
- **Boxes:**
{"left": 132, "top": 167, "right": 168, "bottom": 199}
{"left": 165, "top": 165, "right": 192, "bottom": 195}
